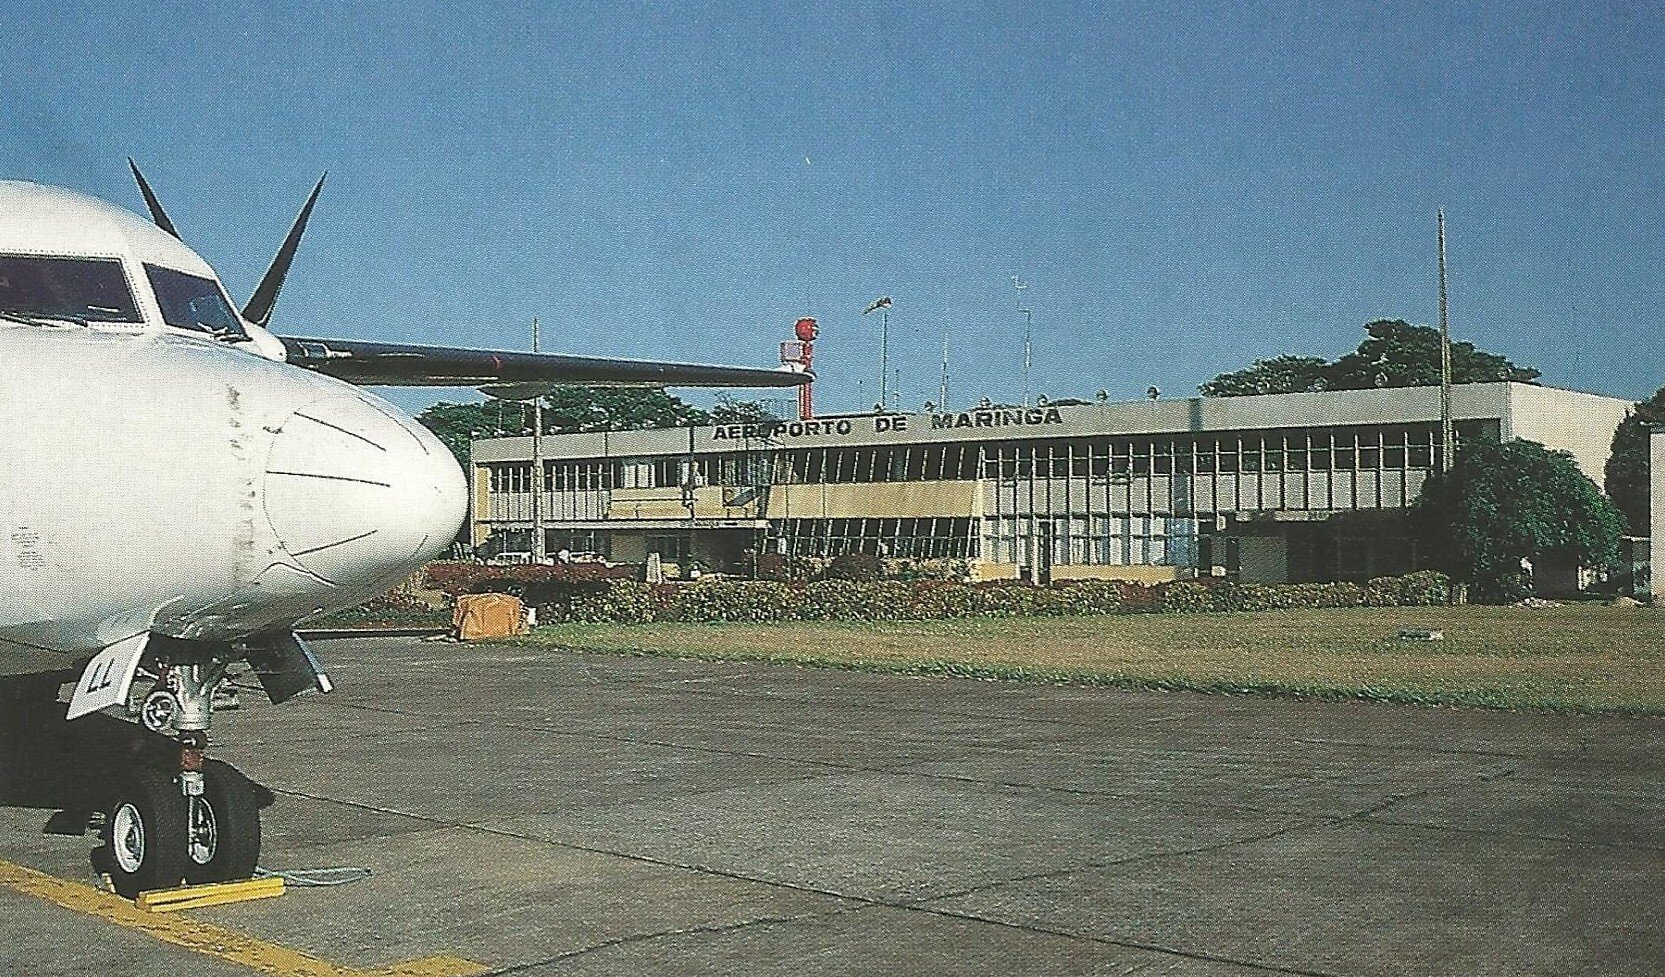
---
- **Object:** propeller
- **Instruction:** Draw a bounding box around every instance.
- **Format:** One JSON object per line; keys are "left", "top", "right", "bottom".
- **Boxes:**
{"left": 126, "top": 159, "right": 181, "bottom": 239}
{"left": 243, "top": 172, "right": 327, "bottom": 329}
{"left": 128, "top": 160, "right": 326, "bottom": 330}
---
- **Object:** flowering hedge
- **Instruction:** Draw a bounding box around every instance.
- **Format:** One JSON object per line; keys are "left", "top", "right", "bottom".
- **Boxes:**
{"left": 425, "top": 561, "right": 636, "bottom": 597}
{"left": 542, "top": 577, "right": 1126, "bottom": 624}
{"left": 536, "top": 570, "right": 1450, "bottom": 625}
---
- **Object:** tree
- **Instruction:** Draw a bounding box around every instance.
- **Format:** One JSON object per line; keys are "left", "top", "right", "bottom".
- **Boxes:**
{"left": 1603, "top": 385, "right": 1665, "bottom": 535}
{"left": 416, "top": 400, "right": 533, "bottom": 469}
{"left": 1199, "top": 355, "right": 1330, "bottom": 397}
{"left": 1199, "top": 319, "right": 1541, "bottom": 397}
{"left": 1325, "top": 319, "right": 1541, "bottom": 390}
{"left": 1410, "top": 439, "right": 1624, "bottom": 603}
{"left": 538, "top": 386, "right": 710, "bottom": 435}
{"left": 709, "top": 393, "right": 778, "bottom": 425}
{"left": 416, "top": 387, "right": 715, "bottom": 470}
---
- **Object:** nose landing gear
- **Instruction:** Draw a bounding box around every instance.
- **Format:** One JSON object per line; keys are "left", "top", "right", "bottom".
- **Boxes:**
{"left": 95, "top": 661, "right": 261, "bottom": 899}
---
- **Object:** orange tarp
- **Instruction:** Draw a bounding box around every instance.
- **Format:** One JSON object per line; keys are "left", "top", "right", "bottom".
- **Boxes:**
{"left": 453, "top": 593, "right": 529, "bottom": 641}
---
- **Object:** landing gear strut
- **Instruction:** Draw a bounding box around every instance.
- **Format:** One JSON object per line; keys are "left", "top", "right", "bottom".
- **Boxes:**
{"left": 97, "top": 659, "right": 260, "bottom": 898}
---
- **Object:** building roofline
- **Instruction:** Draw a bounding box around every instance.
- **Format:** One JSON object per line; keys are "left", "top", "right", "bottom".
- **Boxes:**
{"left": 469, "top": 381, "right": 1627, "bottom": 463}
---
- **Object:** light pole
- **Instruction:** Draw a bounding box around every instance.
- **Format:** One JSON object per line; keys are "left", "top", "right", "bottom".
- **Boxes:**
{"left": 530, "top": 316, "right": 545, "bottom": 563}
{"left": 862, "top": 296, "right": 894, "bottom": 408}
{"left": 1012, "top": 276, "right": 1032, "bottom": 407}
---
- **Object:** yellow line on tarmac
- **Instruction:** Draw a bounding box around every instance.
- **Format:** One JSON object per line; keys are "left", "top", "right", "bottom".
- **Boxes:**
{"left": 0, "top": 859, "right": 487, "bottom": 977}
{"left": 363, "top": 958, "right": 492, "bottom": 977}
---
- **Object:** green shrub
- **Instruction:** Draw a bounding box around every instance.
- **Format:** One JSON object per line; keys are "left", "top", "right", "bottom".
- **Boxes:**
{"left": 1162, "top": 574, "right": 1451, "bottom": 614}
{"left": 754, "top": 552, "right": 791, "bottom": 581}
{"left": 1391, "top": 570, "right": 1452, "bottom": 605}
{"left": 825, "top": 553, "right": 884, "bottom": 582}
{"left": 1158, "top": 581, "right": 1213, "bottom": 613}
{"left": 802, "top": 580, "right": 910, "bottom": 620}
{"left": 667, "top": 580, "right": 803, "bottom": 622}
{"left": 883, "top": 558, "right": 973, "bottom": 582}
{"left": 1052, "top": 580, "right": 1124, "bottom": 615}
{"left": 427, "top": 560, "right": 635, "bottom": 596}
{"left": 565, "top": 581, "right": 657, "bottom": 624}
{"left": 904, "top": 580, "right": 983, "bottom": 619}
{"left": 1364, "top": 577, "right": 1401, "bottom": 607}
{"left": 967, "top": 582, "right": 1072, "bottom": 617}
{"left": 529, "top": 571, "right": 1450, "bottom": 625}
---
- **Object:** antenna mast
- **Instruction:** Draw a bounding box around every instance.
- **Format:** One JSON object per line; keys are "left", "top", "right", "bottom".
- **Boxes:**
{"left": 1437, "top": 211, "right": 1454, "bottom": 472}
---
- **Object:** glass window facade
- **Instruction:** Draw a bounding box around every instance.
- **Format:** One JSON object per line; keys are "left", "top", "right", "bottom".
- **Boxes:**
{"left": 476, "top": 415, "right": 1497, "bottom": 577}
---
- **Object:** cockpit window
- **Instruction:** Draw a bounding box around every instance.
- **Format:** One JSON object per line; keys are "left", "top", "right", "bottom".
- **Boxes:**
{"left": 0, "top": 255, "right": 142, "bottom": 323}
{"left": 145, "top": 264, "right": 247, "bottom": 340}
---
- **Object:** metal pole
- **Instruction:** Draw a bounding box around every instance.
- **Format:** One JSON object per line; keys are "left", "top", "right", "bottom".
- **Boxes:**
{"left": 1437, "top": 211, "right": 1454, "bottom": 472}
{"left": 1013, "top": 275, "right": 1031, "bottom": 407}
{"left": 1022, "top": 307, "right": 1033, "bottom": 408}
{"left": 684, "top": 423, "right": 697, "bottom": 521}
{"left": 879, "top": 309, "right": 889, "bottom": 409}
{"left": 531, "top": 316, "right": 545, "bottom": 563}
{"left": 939, "top": 326, "right": 950, "bottom": 411}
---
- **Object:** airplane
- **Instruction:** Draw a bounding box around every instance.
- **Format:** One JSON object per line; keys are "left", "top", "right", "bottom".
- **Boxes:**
{"left": 0, "top": 165, "right": 810, "bottom": 898}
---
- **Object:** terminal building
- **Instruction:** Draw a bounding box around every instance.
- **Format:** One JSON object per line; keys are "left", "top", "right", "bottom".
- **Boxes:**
{"left": 469, "top": 383, "right": 1629, "bottom": 586}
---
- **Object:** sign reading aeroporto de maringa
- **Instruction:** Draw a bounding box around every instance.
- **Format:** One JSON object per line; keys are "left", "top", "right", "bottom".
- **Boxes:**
{"left": 711, "top": 406, "right": 1066, "bottom": 442}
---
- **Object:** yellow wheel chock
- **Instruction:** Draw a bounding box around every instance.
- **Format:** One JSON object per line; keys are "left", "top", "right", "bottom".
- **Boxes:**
{"left": 135, "top": 875, "right": 285, "bottom": 912}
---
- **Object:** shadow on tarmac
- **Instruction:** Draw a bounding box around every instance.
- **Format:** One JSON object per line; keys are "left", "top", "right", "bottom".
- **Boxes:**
{"left": 0, "top": 674, "right": 274, "bottom": 839}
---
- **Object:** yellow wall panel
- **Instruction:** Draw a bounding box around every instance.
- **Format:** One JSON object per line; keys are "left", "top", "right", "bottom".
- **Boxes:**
{"left": 608, "top": 487, "right": 760, "bottom": 520}
{"left": 471, "top": 467, "right": 492, "bottom": 544}
{"left": 764, "top": 481, "right": 981, "bottom": 519}
{"left": 1050, "top": 565, "right": 1183, "bottom": 584}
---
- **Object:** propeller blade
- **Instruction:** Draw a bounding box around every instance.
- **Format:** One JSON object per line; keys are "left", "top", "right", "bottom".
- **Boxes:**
{"left": 126, "top": 158, "right": 181, "bottom": 239}
{"left": 243, "top": 172, "right": 327, "bottom": 328}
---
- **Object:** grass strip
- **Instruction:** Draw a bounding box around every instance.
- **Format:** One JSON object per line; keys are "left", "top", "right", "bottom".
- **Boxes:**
{"left": 512, "top": 605, "right": 1665, "bottom": 716}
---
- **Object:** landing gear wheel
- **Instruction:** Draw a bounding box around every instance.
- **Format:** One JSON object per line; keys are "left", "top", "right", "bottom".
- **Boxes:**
{"left": 183, "top": 760, "right": 260, "bottom": 885}
{"left": 99, "top": 768, "right": 188, "bottom": 899}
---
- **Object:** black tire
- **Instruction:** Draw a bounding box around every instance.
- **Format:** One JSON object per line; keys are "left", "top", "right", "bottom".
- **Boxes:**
{"left": 183, "top": 759, "right": 260, "bottom": 885}
{"left": 99, "top": 767, "right": 189, "bottom": 899}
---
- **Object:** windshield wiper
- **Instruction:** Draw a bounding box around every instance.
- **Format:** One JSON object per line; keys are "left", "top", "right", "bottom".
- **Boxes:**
{"left": 0, "top": 309, "right": 89, "bottom": 328}
{"left": 195, "top": 321, "right": 248, "bottom": 342}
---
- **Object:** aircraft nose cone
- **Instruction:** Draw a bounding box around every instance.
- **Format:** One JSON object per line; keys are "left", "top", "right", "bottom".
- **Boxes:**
{"left": 262, "top": 395, "right": 466, "bottom": 586}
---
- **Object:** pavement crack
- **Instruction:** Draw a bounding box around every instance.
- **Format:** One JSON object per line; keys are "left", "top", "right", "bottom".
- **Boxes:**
{"left": 910, "top": 818, "right": 1326, "bottom": 908}
{"left": 475, "top": 909, "right": 835, "bottom": 974}
{"left": 1362, "top": 816, "right": 1665, "bottom": 854}
{"left": 903, "top": 902, "right": 1350, "bottom": 977}
{"left": 330, "top": 700, "right": 1325, "bottom": 822}
{"left": 912, "top": 766, "right": 1525, "bottom": 911}
{"left": 1333, "top": 764, "right": 1517, "bottom": 824}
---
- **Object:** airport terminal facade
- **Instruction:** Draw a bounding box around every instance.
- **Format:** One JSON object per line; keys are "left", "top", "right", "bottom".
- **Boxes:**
{"left": 469, "top": 383, "right": 1629, "bottom": 586}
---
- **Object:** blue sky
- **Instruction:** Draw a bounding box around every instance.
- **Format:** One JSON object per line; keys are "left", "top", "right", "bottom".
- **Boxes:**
{"left": 4, "top": 2, "right": 1662, "bottom": 413}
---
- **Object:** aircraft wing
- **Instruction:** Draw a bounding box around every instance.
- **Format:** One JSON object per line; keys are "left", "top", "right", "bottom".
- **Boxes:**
{"left": 278, "top": 336, "right": 810, "bottom": 391}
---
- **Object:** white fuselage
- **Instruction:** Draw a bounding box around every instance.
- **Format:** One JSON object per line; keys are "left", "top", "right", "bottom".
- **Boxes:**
{"left": 0, "top": 323, "right": 467, "bottom": 669}
{"left": 0, "top": 181, "right": 466, "bottom": 672}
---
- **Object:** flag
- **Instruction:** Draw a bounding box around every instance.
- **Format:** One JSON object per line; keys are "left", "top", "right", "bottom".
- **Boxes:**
{"left": 861, "top": 296, "right": 893, "bottom": 315}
